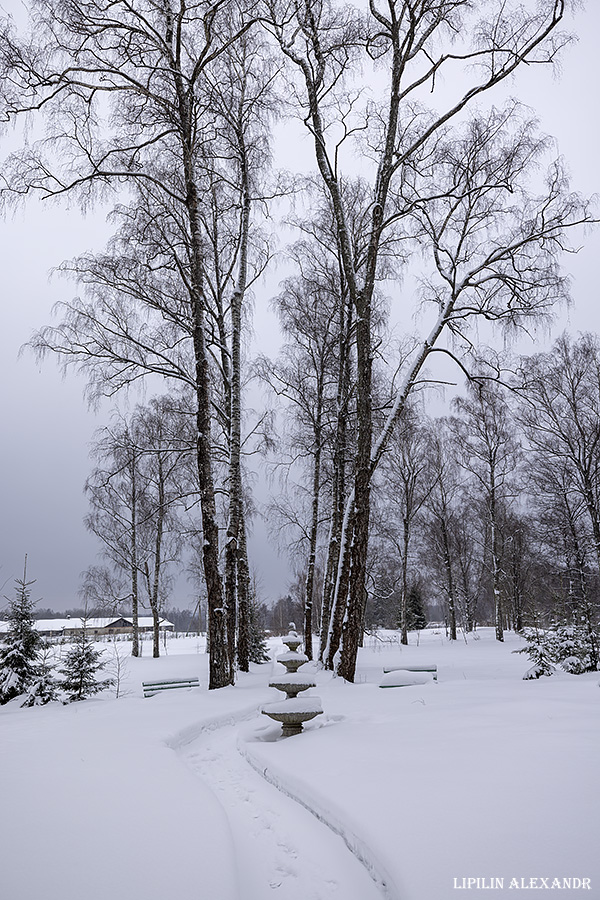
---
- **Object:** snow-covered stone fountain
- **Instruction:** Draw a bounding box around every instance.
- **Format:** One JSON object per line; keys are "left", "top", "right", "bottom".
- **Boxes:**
{"left": 262, "top": 625, "right": 323, "bottom": 737}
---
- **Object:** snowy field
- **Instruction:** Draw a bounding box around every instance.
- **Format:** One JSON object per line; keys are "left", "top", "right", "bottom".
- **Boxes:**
{"left": 1, "top": 628, "right": 598, "bottom": 900}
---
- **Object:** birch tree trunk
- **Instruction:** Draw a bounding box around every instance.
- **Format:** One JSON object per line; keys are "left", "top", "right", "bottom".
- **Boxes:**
{"left": 174, "top": 69, "right": 231, "bottom": 688}
{"left": 150, "top": 456, "right": 165, "bottom": 659}
{"left": 225, "top": 107, "right": 252, "bottom": 677}
{"left": 236, "top": 505, "right": 251, "bottom": 672}
{"left": 440, "top": 516, "right": 458, "bottom": 641}
{"left": 562, "top": 487, "right": 599, "bottom": 669}
{"left": 129, "top": 446, "right": 140, "bottom": 659}
{"left": 489, "top": 479, "right": 504, "bottom": 643}
{"left": 304, "top": 396, "right": 323, "bottom": 660}
{"left": 324, "top": 498, "right": 355, "bottom": 670}
{"left": 399, "top": 514, "right": 410, "bottom": 645}
{"left": 319, "top": 286, "right": 353, "bottom": 661}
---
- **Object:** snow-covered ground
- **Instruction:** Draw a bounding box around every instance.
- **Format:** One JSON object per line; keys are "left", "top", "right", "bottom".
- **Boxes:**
{"left": 1, "top": 628, "right": 598, "bottom": 899}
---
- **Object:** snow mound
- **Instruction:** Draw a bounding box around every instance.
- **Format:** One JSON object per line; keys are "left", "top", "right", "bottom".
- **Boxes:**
{"left": 379, "top": 670, "right": 432, "bottom": 688}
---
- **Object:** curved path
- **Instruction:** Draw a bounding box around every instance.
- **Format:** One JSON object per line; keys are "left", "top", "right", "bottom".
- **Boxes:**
{"left": 178, "top": 721, "right": 383, "bottom": 900}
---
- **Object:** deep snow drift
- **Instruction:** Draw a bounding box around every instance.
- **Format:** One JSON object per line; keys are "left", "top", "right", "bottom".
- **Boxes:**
{"left": 1, "top": 628, "right": 598, "bottom": 900}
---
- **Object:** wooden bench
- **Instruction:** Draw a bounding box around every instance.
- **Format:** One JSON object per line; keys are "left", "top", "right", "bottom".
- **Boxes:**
{"left": 142, "top": 677, "right": 200, "bottom": 698}
{"left": 380, "top": 664, "right": 438, "bottom": 688}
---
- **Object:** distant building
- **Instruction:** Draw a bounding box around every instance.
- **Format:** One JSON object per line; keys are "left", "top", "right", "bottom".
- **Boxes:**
{"left": 0, "top": 616, "right": 174, "bottom": 641}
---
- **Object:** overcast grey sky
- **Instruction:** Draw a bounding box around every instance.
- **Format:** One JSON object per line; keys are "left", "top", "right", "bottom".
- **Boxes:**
{"left": 1, "top": 2, "right": 599, "bottom": 612}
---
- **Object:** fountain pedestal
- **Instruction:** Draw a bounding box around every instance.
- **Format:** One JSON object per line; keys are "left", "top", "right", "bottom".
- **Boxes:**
{"left": 262, "top": 627, "right": 323, "bottom": 737}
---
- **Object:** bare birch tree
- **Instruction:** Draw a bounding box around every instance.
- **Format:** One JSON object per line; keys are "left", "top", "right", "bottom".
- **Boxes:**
{"left": 85, "top": 398, "right": 186, "bottom": 657}
{"left": 1, "top": 1, "right": 274, "bottom": 687}
{"left": 85, "top": 419, "right": 144, "bottom": 657}
{"left": 264, "top": 0, "right": 590, "bottom": 679}
{"left": 199, "top": 30, "right": 278, "bottom": 675}
{"left": 518, "top": 334, "right": 600, "bottom": 664}
{"left": 450, "top": 382, "right": 521, "bottom": 641}
{"left": 423, "top": 422, "right": 461, "bottom": 639}
{"left": 378, "top": 410, "right": 434, "bottom": 644}
{"left": 134, "top": 397, "right": 187, "bottom": 658}
{"left": 257, "top": 199, "right": 355, "bottom": 657}
{"left": 519, "top": 334, "right": 600, "bottom": 577}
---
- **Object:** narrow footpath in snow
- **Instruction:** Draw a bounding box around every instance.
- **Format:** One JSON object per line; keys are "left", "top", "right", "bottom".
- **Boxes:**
{"left": 178, "top": 721, "right": 383, "bottom": 900}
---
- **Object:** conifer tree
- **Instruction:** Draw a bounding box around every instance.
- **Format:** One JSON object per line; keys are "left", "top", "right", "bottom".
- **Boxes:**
{"left": 406, "top": 583, "right": 428, "bottom": 633}
{"left": 0, "top": 560, "right": 43, "bottom": 705}
{"left": 247, "top": 600, "right": 270, "bottom": 665}
{"left": 23, "top": 644, "right": 60, "bottom": 707}
{"left": 58, "top": 620, "right": 113, "bottom": 703}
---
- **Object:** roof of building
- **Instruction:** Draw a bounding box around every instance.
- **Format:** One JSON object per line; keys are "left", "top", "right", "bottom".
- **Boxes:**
{"left": 0, "top": 616, "right": 174, "bottom": 633}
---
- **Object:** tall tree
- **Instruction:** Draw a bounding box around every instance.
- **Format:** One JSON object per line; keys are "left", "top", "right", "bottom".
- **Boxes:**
{"left": 265, "top": 0, "right": 590, "bottom": 679}
{"left": 260, "top": 178, "right": 393, "bottom": 666}
{"left": 518, "top": 334, "right": 600, "bottom": 664}
{"left": 85, "top": 398, "right": 187, "bottom": 657}
{"left": 519, "top": 334, "right": 600, "bottom": 577}
{"left": 199, "top": 29, "right": 277, "bottom": 675}
{"left": 450, "top": 382, "right": 521, "bottom": 641}
{"left": 135, "top": 397, "right": 187, "bottom": 658}
{"left": 377, "top": 410, "right": 434, "bottom": 644}
{"left": 85, "top": 418, "right": 144, "bottom": 657}
{"left": 423, "top": 422, "right": 462, "bottom": 640}
{"left": 258, "top": 194, "right": 354, "bottom": 658}
{"left": 2, "top": 0, "right": 268, "bottom": 688}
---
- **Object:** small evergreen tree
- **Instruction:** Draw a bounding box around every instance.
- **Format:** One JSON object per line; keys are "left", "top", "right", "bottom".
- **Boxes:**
{"left": 0, "top": 561, "right": 43, "bottom": 705}
{"left": 515, "top": 622, "right": 599, "bottom": 679}
{"left": 515, "top": 629, "right": 556, "bottom": 679}
{"left": 23, "top": 646, "right": 60, "bottom": 707}
{"left": 247, "top": 600, "right": 270, "bottom": 664}
{"left": 406, "top": 582, "right": 428, "bottom": 632}
{"left": 58, "top": 620, "right": 113, "bottom": 702}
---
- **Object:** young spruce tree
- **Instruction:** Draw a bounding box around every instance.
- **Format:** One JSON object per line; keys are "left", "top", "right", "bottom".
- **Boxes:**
{"left": 25, "top": 645, "right": 59, "bottom": 707}
{"left": 247, "top": 600, "right": 270, "bottom": 665}
{"left": 59, "top": 620, "right": 113, "bottom": 703}
{"left": 0, "top": 561, "right": 43, "bottom": 705}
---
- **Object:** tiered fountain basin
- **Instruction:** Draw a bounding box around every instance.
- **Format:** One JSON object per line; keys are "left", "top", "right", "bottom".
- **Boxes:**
{"left": 261, "top": 697, "right": 323, "bottom": 737}
{"left": 275, "top": 651, "right": 308, "bottom": 672}
{"left": 268, "top": 672, "right": 318, "bottom": 696}
{"left": 262, "top": 629, "right": 323, "bottom": 737}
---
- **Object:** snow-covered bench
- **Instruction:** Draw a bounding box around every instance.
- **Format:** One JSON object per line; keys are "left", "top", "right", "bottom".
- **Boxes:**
{"left": 142, "top": 677, "right": 200, "bottom": 698}
{"left": 380, "top": 664, "right": 437, "bottom": 688}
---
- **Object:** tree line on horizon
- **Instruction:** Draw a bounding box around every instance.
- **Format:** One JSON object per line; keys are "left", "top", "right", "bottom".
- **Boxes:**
{"left": 0, "top": 0, "right": 595, "bottom": 686}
